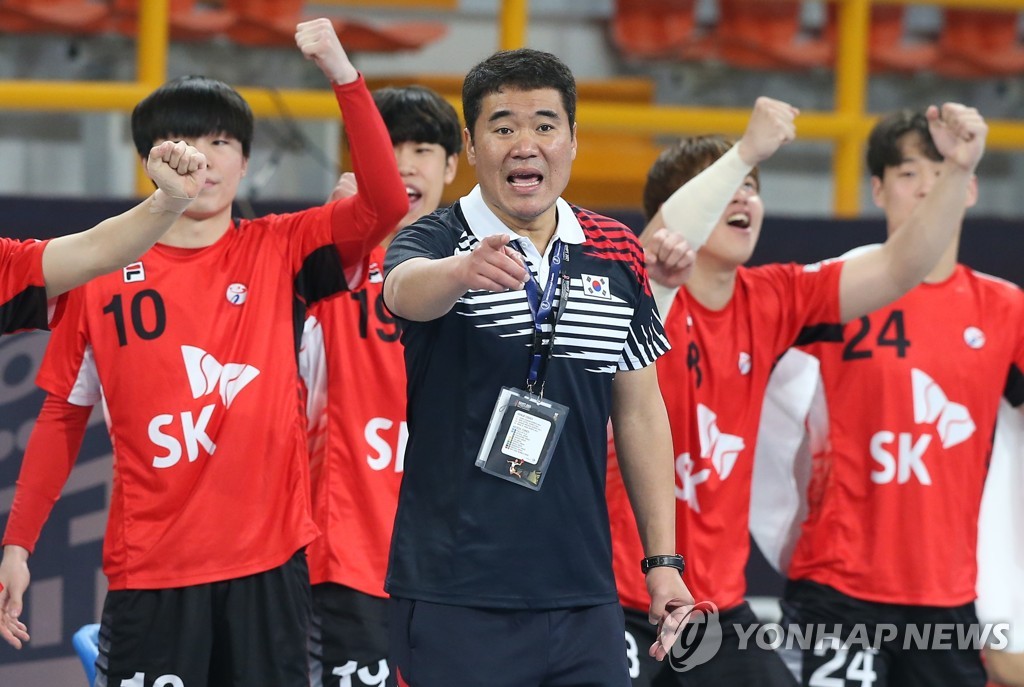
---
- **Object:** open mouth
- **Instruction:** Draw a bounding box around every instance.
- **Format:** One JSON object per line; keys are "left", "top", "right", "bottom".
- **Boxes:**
{"left": 406, "top": 185, "right": 422, "bottom": 204}
{"left": 726, "top": 212, "right": 751, "bottom": 229}
{"left": 507, "top": 171, "right": 543, "bottom": 189}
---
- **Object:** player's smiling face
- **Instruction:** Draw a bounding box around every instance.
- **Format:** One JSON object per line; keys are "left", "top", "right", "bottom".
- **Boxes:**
{"left": 701, "top": 174, "right": 764, "bottom": 267}
{"left": 155, "top": 132, "right": 247, "bottom": 223}
{"left": 465, "top": 87, "right": 576, "bottom": 235}
{"left": 394, "top": 140, "right": 457, "bottom": 229}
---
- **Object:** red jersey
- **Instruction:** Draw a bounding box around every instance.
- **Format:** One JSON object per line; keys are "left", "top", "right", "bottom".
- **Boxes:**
{"left": 609, "top": 261, "right": 843, "bottom": 611}
{"left": 3, "top": 77, "right": 408, "bottom": 590}
{"left": 301, "top": 245, "right": 406, "bottom": 596}
{"left": 789, "top": 265, "right": 1024, "bottom": 606}
{"left": 0, "top": 237, "right": 63, "bottom": 333}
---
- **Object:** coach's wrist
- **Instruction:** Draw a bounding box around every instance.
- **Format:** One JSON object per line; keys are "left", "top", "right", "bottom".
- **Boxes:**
{"left": 640, "top": 554, "right": 685, "bottom": 576}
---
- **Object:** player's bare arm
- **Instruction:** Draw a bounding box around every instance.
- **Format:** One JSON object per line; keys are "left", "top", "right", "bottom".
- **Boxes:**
{"left": 0, "top": 544, "right": 31, "bottom": 649}
{"left": 839, "top": 103, "right": 987, "bottom": 323}
{"left": 384, "top": 234, "right": 528, "bottom": 321}
{"left": 610, "top": 365, "right": 694, "bottom": 653}
{"left": 41, "top": 142, "right": 207, "bottom": 298}
{"left": 296, "top": 17, "right": 358, "bottom": 86}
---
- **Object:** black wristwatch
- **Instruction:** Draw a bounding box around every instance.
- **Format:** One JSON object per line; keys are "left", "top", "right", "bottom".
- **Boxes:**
{"left": 640, "top": 554, "right": 685, "bottom": 575}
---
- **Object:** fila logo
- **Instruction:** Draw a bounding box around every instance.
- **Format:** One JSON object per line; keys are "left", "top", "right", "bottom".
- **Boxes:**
{"left": 581, "top": 273, "right": 612, "bottom": 300}
{"left": 911, "top": 368, "right": 975, "bottom": 448}
{"left": 123, "top": 262, "right": 145, "bottom": 283}
{"left": 182, "top": 345, "right": 260, "bottom": 409}
{"left": 697, "top": 403, "right": 745, "bottom": 480}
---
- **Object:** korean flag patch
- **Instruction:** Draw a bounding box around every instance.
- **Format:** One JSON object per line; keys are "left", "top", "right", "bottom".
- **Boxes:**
{"left": 582, "top": 274, "right": 611, "bottom": 300}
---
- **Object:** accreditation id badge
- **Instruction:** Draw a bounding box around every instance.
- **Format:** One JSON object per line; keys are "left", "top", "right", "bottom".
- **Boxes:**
{"left": 475, "top": 387, "right": 569, "bottom": 490}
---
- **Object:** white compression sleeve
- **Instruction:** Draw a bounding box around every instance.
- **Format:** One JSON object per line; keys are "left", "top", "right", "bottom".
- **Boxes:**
{"left": 658, "top": 144, "right": 753, "bottom": 250}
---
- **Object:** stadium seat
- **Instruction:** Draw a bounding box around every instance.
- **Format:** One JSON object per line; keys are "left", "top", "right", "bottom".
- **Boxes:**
{"left": 934, "top": 9, "right": 1024, "bottom": 79}
{"left": 0, "top": 0, "right": 109, "bottom": 35}
{"left": 821, "top": 4, "right": 938, "bottom": 73}
{"left": 111, "top": 0, "right": 237, "bottom": 41}
{"left": 72, "top": 623, "right": 100, "bottom": 687}
{"left": 715, "top": 0, "right": 831, "bottom": 71}
{"left": 328, "top": 18, "right": 447, "bottom": 54}
{"left": 225, "top": 0, "right": 445, "bottom": 53}
{"left": 224, "top": 0, "right": 302, "bottom": 47}
{"left": 610, "top": 0, "right": 713, "bottom": 61}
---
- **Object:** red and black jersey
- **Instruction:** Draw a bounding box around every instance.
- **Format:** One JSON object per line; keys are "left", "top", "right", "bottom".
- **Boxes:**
{"left": 609, "top": 261, "right": 843, "bottom": 612}
{"left": 789, "top": 265, "right": 1024, "bottom": 606}
{"left": 301, "top": 245, "right": 406, "bottom": 597}
{"left": 2, "top": 76, "right": 408, "bottom": 590}
{"left": 0, "top": 237, "right": 63, "bottom": 333}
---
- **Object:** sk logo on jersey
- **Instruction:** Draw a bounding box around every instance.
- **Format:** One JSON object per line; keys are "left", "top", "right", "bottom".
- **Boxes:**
{"left": 697, "top": 404, "right": 745, "bottom": 480}
{"left": 123, "top": 262, "right": 145, "bottom": 283}
{"left": 182, "top": 345, "right": 260, "bottom": 408}
{"left": 676, "top": 404, "right": 746, "bottom": 512}
{"left": 675, "top": 453, "right": 711, "bottom": 513}
{"left": 912, "top": 368, "right": 975, "bottom": 448}
{"left": 870, "top": 369, "right": 976, "bottom": 485}
{"left": 148, "top": 348, "right": 260, "bottom": 469}
{"left": 368, "top": 261, "right": 384, "bottom": 284}
{"left": 582, "top": 274, "right": 612, "bottom": 300}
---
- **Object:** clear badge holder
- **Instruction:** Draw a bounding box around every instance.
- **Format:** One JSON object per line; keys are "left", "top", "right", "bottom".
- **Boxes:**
{"left": 475, "top": 386, "right": 569, "bottom": 490}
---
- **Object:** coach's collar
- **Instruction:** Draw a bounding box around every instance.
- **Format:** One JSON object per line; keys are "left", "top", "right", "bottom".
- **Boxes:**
{"left": 460, "top": 185, "right": 586, "bottom": 248}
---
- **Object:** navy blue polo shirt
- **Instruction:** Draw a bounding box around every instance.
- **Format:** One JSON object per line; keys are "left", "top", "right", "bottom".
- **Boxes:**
{"left": 383, "top": 187, "right": 670, "bottom": 609}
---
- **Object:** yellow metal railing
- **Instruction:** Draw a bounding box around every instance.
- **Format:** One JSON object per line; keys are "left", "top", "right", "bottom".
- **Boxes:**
{"left": 1, "top": 0, "right": 1023, "bottom": 214}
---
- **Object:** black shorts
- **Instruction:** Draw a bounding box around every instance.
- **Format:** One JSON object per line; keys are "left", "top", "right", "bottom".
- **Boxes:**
{"left": 94, "top": 550, "right": 312, "bottom": 687}
{"left": 309, "top": 583, "right": 390, "bottom": 687}
{"left": 623, "top": 602, "right": 798, "bottom": 686}
{"left": 387, "top": 598, "right": 630, "bottom": 687}
{"left": 780, "top": 580, "right": 987, "bottom": 687}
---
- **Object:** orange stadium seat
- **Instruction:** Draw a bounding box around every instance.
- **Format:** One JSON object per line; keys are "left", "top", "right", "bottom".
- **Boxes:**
{"left": 224, "top": 0, "right": 302, "bottom": 47}
{"left": 111, "top": 0, "right": 237, "bottom": 41}
{"left": 328, "top": 18, "right": 447, "bottom": 53}
{"left": 610, "top": 0, "right": 713, "bottom": 61}
{"left": 225, "top": 0, "right": 445, "bottom": 53}
{"left": 715, "top": 0, "right": 830, "bottom": 71}
{"left": 0, "top": 0, "right": 109, "bottom": 35}
{"left": 934, "top": 9, "right": 1024, "bottom": 78}
{"left": 822, "top": 4, "right": 938, "bottom": 73}
{"left": 864, "top": 5, "right": 938, "bottom": 73}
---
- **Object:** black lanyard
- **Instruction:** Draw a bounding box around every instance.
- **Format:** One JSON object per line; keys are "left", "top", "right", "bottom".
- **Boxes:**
{"left": 522, "top": 240, "right": 570, "bottom": 395}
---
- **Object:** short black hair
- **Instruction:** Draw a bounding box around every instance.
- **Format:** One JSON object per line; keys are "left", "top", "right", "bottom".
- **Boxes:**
{"left": 373, "top": 85, "right": 462, "bottom": 157}
{"left": 131, "top": 75, "right": 254, "bottom": 158}
{"left": 643, "top": 135, "right": 760, "bottom": 221}
{"left": 867, "top": 109, "right": 942, "bottom": 179}
{"left": 462, "top": 48, "right": 576, "bottom": 138}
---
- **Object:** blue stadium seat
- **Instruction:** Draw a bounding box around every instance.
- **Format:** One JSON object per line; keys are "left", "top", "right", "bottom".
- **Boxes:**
{"left": 72, "top": 623, "right": 100, "bottom": 687}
